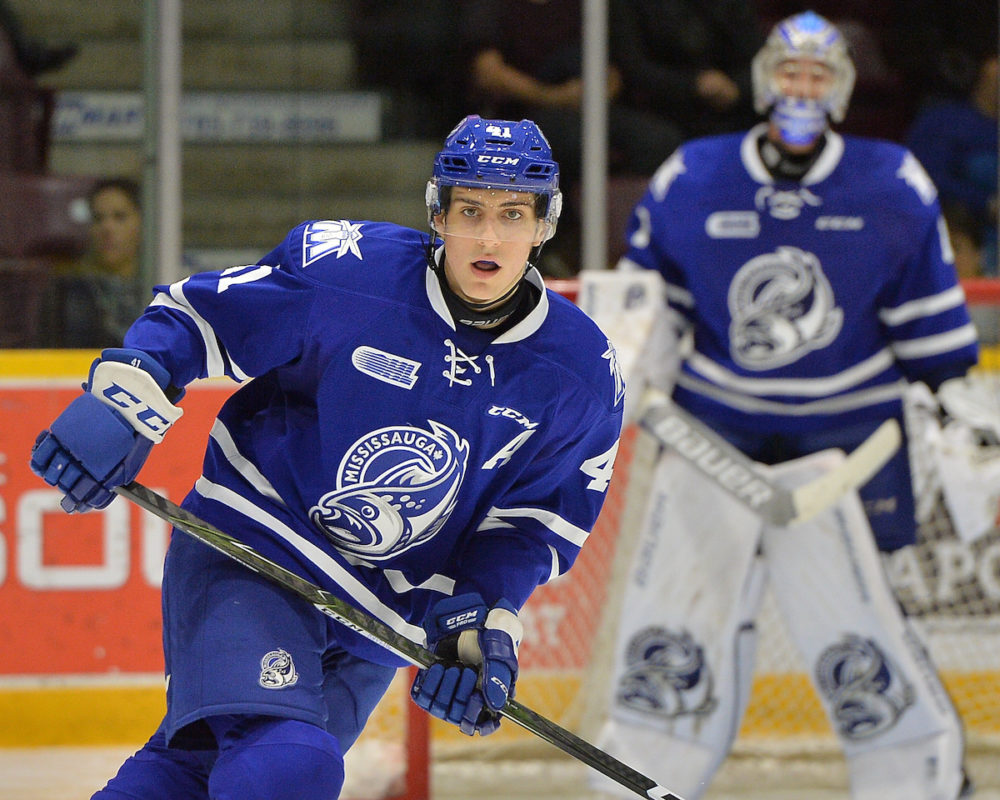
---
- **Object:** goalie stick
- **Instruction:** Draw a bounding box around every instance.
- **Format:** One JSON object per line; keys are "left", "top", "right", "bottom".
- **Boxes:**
{"left": 114, "top": 481, "right": 683, "bottom": 800}
{"left": 640, "top": 391, "right": 902, "bottom": 526}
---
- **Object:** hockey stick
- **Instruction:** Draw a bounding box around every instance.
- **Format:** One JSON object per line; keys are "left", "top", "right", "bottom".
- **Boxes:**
{"left": 114, "top": 481, "right": 683, "bottom": 800}
{"left": 639, "top": 391, "right": 902, "bottom": 526}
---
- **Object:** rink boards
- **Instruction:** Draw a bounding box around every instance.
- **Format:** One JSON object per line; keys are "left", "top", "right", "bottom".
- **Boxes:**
{"left": 1, "top": 349, "right": 998, "bottom": 752}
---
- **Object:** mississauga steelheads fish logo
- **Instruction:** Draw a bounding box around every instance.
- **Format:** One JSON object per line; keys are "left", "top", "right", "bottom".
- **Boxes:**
{"left": 310, "top": 421, "right": 469, "bottom": 560}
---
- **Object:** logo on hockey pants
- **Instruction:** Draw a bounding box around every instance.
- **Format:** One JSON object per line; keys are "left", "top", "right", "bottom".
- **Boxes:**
{"left": 259, "top": 649, "right": 299, "bottom": 689}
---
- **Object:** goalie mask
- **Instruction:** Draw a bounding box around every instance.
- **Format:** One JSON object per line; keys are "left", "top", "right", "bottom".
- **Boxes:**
{"left": 752, "top": 11, "right": 856, "bottom": 147}
{"left": 426, "top": 115, "right": 562, "bottom": 244}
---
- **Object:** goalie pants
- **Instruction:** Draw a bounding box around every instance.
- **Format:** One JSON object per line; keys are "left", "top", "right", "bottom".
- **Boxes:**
{"left": 593, "top": 446, "right": 965, "bottom": 800}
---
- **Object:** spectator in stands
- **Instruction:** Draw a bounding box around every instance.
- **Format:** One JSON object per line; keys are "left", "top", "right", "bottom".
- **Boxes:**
{"left": 891, "top": 0, "right": 997, "bottom": 106}
{"left": 55, "top": 177, "right": 146, "bottom": 347}
{"left": 608, "top": 0, "right": 763, "bottom": 145}
{"left": 460, "top": 0, "right": 680, "bottom": 274}
{"left": 906, "top": 53, "right": 998, "bottom": 276}
{"left": 0, "top": 0, "right": 76, "bottom": 76}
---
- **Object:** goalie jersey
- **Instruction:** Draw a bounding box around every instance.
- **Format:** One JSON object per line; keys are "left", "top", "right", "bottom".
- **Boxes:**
{"left": 622, "top": 124, "right": 979, "bottom": 434}
{"left": 123, "top": 221, "right": 624, "bottom": 665}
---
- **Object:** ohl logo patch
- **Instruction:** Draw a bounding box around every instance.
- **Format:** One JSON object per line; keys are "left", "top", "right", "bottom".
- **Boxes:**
{"left": 309, "top": 420, "right": 469, "bottom": 560}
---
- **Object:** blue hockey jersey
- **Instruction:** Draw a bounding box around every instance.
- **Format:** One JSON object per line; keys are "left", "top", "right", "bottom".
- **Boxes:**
{"left": 124, "top": 220, "right": 624, "bottom": 665}
{"left": 622, "top": 124, "right": 979, "bottom": 434}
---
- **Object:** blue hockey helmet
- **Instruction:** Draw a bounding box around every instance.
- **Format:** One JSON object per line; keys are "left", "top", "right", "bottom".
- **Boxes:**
{"left": 752, "top": 11, "right": 856, "bottom": 145}
{"left": 426, "top": 115, "right": 563, "bottom": 242}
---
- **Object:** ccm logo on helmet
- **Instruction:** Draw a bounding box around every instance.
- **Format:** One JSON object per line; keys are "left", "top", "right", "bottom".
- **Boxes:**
{"left": 477, "top": 155, "right": 520, "bottom": 165}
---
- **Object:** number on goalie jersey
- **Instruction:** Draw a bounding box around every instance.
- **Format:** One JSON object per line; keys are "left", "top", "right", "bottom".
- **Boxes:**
{"left": 593, "top": 12, "right": 975, "bottom": 800}
{"left": 30, "top": 115, "right": 624, "bottom": 800}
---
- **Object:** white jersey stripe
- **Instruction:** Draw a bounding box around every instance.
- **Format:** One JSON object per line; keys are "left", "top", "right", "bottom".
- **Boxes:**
{"left": 193, "top": 476, "right": 429, "bottom": 646}
{"left": 150, "top": 281, "right": 250, "bottom": 381}
{"left": 485, "top": 506, "right": 590, "bottom": 547}
{"left": 546, "top": 544, "right": 561, "bottom": 581}
{"left": 677, "top": 374, "right": 907, "bottom": 416}
{"left": 687, "top": 348, "right": 895, "bottom": 397}
{"left": 208, "top": 419, "right": 284, "bottom": 504}
{"left": 879, "top": 285, "right": 967, "bottom": 326}
{"left": 892, "top": 323, "right": 979, "bottom": 360}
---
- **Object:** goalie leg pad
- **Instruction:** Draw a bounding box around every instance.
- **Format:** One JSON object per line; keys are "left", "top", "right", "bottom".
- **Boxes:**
{"left": 764, "top": 449, "right": 965, "bottom": 800}
{"left": 592, "top": 449, "right": 766, "bottom": 799}
{"left": 207, "top": 716, "right": 345, "bottom": 800}
{"left": 845, "top": 732, "right": 965, "bottom": 800}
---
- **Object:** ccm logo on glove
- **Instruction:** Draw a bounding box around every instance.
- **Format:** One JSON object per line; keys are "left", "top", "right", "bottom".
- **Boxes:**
{"left": 444, "top": 609, "right": 483, "bottom": 630}
{"left": 90, "top": 361, "right": 183, "bottom": 443}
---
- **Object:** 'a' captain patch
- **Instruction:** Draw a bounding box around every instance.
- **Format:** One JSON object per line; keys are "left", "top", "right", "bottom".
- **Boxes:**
{"left": 303, "top": 220, "right": 364, "bottom": 265}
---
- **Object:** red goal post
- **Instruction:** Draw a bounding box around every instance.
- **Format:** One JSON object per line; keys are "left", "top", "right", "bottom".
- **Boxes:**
{"left": 344, "top": 277, "right": 1000, "bottom": 800}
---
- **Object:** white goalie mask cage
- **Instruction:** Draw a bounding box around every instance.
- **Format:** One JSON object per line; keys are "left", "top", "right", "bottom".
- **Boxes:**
{"left": 751, "top": 10, "right": 856, "bottom": 124}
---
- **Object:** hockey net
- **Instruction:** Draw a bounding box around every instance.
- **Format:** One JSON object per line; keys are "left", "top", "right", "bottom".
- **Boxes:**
{"left": 342, "top": 277, "right": 1000, "bottom": 800}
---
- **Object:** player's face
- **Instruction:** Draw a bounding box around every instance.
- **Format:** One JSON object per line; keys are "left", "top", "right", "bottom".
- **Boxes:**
{"left": 774, "top": 57, "right": 834, "bottom": 102}
{"left": 90, "top": 187, "right": 142, "bottom": 275}
{"left": 436, "top": 187, "right": 543, "bottom": 306}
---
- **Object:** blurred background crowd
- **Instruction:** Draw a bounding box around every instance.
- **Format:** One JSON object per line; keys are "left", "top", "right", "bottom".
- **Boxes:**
{"left": 0, "top": 0, "right": 996, "bottom": 348}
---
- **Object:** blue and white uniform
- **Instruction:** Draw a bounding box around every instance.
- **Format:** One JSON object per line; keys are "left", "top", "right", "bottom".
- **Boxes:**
{"left": 623, "top": 126, "right": 978, "bottom": 551}
{"left": 623, "top": 124, "right": 978, "bottom": 435}
{"left": 125, "top": 219, "right": 622, "bottom": 738}
{"left": 593, "top": 16, "right": 975, "bottom": 800}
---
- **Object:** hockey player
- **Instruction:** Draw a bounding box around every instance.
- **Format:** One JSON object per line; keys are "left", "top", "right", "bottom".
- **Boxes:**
{"left": 29, "top": 115, "right": 624, "bottom": 800}
{"left": 592, "top": 12, "right": 977, "bottom": 800}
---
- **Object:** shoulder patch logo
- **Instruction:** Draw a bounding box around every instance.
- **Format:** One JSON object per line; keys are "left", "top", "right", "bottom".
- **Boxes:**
{"left": 603, "top": 339, "right": 626, "bottom": 407}
{"left": 352, "top": 346, "right": 421, "bottom": 389}
{"left": 897, "top": 152, "right": 937, "bottom": 205}
{"left": 259, "top": 649, "right": 299, "bottom": 688}
{"left": 303, "top": 220, "right": 364, "bottom": 266}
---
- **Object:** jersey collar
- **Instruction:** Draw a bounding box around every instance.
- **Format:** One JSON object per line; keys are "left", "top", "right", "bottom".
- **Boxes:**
{"left": 740, "top": 123, "right": 844, "bottom": 186}
{"left": 425, "top": 246, "right": 549, "bottom": 343}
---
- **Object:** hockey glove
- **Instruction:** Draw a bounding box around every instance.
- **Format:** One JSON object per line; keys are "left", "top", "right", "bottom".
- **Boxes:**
{"left": 30, "top": 348, "right": 183, "bottom": 513}
{"left": 937, "top": 376, "right": 1000, "bottom": 446}
{"left": 410, "top": 592, "right": 522, "bottom": 736}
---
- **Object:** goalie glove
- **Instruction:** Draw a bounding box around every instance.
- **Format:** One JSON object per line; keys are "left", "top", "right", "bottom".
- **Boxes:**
{"left": 410, "top": 592, "right": 522, "bottom": 736}
{"left": 30, "top": 348, "right": 184, "bottom": 513}
{"left": 937, "top": 376, "right": 1000, "bottom": 446}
